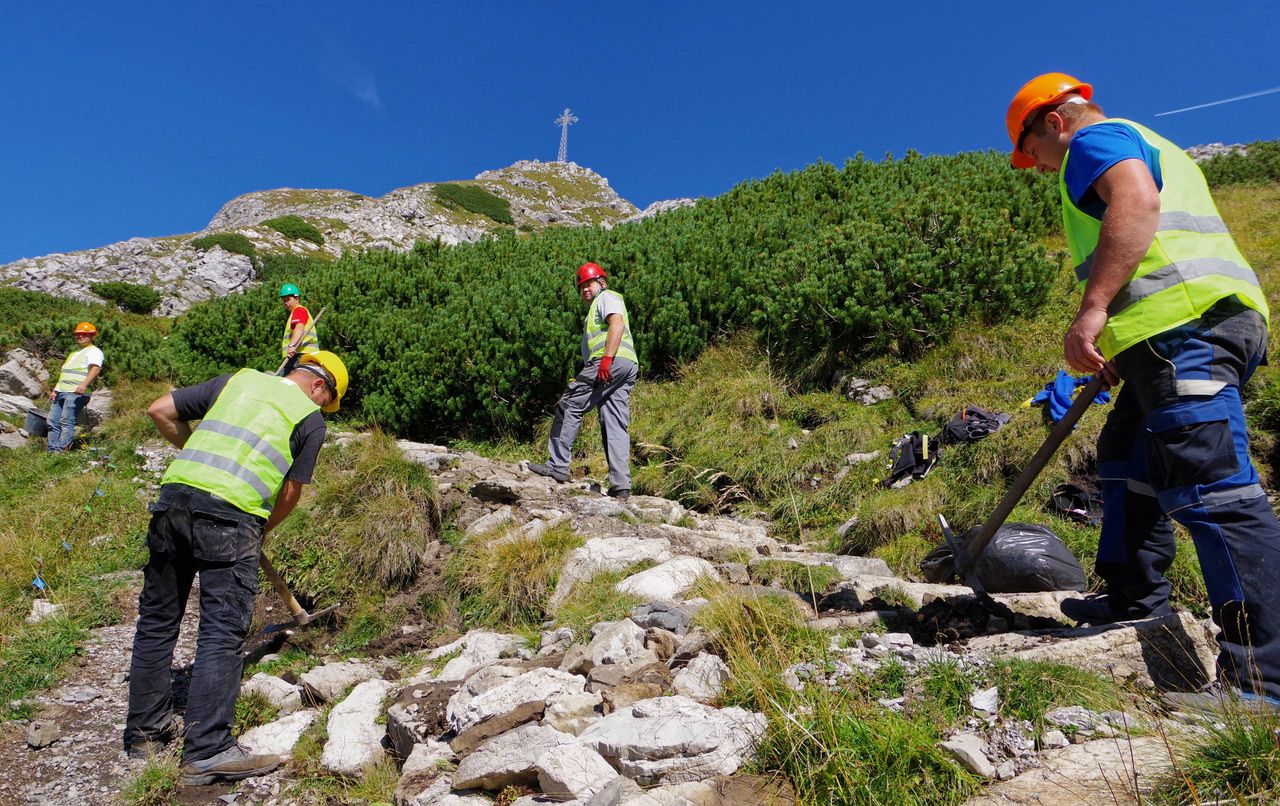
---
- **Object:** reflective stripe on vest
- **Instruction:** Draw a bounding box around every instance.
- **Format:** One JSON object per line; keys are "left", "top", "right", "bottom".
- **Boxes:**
{"left": 282, "top": 310, "right": 320, "bottom": 358}
{"left": 162, "top": 369, "right": 319, "bottom": 518}
{"left": 584, "top": 289, "right": 639, "bottom": 365}
{"left": 56, "top": 348, "right": 97, "bottom": 392}
{"left": 1061, "top": 119, "right": 1269, "bottom": 359}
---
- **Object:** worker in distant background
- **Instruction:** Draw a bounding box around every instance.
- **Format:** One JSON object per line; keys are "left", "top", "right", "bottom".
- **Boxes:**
{"left": 124, "top": 351, "right": 347, "bottom": 785}
{"left": 528, "top": 262, "right": 640, "bottom": 500}
{"left": 47, "top": 321, "right": 104, "bottom": 452}
{"left": 279, "top": 283, "right": 319, "bottom": 375}
{"left": 1008, "top": 73, "right": 1280, "bottom": 708}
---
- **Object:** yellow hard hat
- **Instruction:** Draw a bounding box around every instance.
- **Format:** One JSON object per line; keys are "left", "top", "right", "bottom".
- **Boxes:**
{"left": 298, "top": 350, "right": 348, "bottom": 413}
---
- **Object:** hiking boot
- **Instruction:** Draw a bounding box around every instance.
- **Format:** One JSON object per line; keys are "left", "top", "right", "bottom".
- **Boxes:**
{"left": 1059, "top": 594, "right": 1119, "bottom": 625}
{"left": 180, "top": 744, "right": 282, "bottom": 786}
{"left": 607, "top": 487, "right": 630, "bottom": 501}
{"left": 125, "top": 712, "right": 182, "bottom": 760}
{"left": 527, "top": 462, "right": 568, "bottom": 483}
{"left": 1162, "top": 684, "right": 1280, "bottom": 717}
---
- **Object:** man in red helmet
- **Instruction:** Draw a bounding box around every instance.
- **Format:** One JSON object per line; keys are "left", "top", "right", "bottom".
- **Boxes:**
{"left": 528, "top": 262, "right": 640, "bottom": 499}
{"left": 1007, "top": 73, "right": 1280, "bottom": 709}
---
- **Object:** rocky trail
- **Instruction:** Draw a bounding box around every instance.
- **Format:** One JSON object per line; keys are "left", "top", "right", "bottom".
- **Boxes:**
{"left": 2, "top": 435, "right": 1225, "bottom": 805}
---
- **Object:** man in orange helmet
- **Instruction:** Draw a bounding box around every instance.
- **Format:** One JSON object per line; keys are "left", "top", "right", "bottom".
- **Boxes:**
{"left": 47, "top": 321, "right": 104, "bottom": 452}
{"left": 527, "top": 262, "right": 640, "bottom": 499}
{"left": 1007, "top": 73, "right": 1280, "bottom": 709}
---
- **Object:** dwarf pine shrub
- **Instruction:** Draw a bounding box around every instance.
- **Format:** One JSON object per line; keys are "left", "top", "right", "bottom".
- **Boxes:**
{"left": 263, "top": 214, "right": 325, "bottom": 246}
{"left": 89, "top": 281, "right": 162, "bottom": 314}
{"left": 432, "top": 183, "right": 514, "bottom": 224}
{"left": 175, "top": 150, "right": 1060, "bottom": 437}
{"left": 1202, "top": 140, "right": 1280, "bottom": 188}
{"left": 189, "top": 232, "right": 255, "bottom": 258}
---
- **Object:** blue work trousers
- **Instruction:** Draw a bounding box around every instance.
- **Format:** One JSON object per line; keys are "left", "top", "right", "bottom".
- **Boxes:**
{"left": 47, "top": 392, "right": 89, "bottom": 451}
{"left": 1096, "top": 297, "right": 1280, "bottom": 699}
{"left": 124, "top": 485, "right": 262, "bottom": 763}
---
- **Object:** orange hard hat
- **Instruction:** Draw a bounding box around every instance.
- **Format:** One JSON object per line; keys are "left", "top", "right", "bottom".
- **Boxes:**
{"left": 74, "top": 321, "right": 98, "bottom": 335}
{"left": 1006, "top": 72, "right": 1093, "bottom": 169}
{"left": 576, "top": 262, "right": 606, "bottom": 287}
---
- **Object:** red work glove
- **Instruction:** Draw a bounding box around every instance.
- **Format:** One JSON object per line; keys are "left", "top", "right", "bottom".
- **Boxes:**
{"left": 596, "top": 355, "right": 613, "bottom": 383}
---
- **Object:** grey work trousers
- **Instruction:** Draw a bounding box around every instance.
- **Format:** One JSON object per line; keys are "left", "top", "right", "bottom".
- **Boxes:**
{"left": 546, "top": 357, "right": 638, "bottom": 491}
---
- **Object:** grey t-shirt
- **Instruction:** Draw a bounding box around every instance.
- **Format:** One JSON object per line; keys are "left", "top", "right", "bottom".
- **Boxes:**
{"left": 581, "top": 291, "right": 627, "bottom": 366}
{"left": 172, "top": 372, "right": 326, "bottom": 483}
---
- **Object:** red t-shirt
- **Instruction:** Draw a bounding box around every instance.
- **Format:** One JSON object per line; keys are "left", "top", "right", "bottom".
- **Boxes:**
{"left": 288, "top": 305, "right": 311, "bottom": 332}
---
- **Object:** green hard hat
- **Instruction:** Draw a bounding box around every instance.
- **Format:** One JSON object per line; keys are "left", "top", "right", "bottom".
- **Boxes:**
{"left": 278, "top": 283, "right": 301, "bottom": 298}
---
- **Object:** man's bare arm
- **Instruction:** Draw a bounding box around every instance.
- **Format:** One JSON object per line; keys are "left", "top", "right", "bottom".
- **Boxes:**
{"left": 147, "top": 393, "right": 193, "bottom": 449}
{"left": 265, "top": 479, "right": 303, "bottom": 535}
{"left": 1063, "top": 158, "right": 1161, "bottom": 382}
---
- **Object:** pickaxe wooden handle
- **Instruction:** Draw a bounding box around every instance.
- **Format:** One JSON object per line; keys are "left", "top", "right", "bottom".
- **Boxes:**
{"left": 259, "top": 552, "right": 341, "bottom": 628}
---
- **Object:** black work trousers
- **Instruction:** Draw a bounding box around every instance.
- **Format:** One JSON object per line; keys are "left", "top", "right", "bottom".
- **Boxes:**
{"left": 124, "top": 484, "right": 262, "bottom": 763}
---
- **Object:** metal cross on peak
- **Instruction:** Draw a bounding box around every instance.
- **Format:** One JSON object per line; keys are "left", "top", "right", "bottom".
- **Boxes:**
{"left": 555, "top": 107, "right": 578, "bottom": 163}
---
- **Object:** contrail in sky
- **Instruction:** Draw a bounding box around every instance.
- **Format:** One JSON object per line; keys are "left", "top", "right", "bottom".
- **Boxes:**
{"left": 1155, "top": 85, "right": 1280, "bottom": 116}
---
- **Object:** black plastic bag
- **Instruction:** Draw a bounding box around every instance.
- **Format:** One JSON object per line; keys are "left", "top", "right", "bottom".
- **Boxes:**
{"left": 920, "top": 522, "right": 1086, "bottom": 593}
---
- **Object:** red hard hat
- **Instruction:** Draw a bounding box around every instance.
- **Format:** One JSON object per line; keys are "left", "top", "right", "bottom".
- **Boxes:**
{"left": 576, "top": 262, "right": 606, "bottom": 287}
{"left": 1006, "top": 72, "right": 1093, "bottom": 169}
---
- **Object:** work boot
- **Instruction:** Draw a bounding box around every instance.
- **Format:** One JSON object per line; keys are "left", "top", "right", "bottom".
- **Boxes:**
{"left": 1162, "top": 683, "right": 1280, "bottom": 717}
{"left": 607, "top": 487, "right": 630, "bottom": 501}
{"left": 527, "top": 462, "right": 568, "bottom": 483}
{"left": 1059, "top": 594, "right": 1119, "bottom": 625}
{"left": 180, "top": 744, "right": 282, "bottom": 786}
{"left": 126, "top": 712, "right": 182, "bottom": 760}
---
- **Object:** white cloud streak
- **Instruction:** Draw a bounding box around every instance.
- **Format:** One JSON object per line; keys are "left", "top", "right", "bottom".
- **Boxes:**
{"left": 1155, "top": 85, "right": 1280, "bottom": 117}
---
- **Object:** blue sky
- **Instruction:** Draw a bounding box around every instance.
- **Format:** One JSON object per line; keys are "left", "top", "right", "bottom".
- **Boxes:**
{"left": 1, "top": 2, "right": 1276, "bottom": 264}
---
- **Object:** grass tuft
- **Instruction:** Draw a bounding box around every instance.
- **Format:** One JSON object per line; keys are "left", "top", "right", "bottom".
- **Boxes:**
{"left": 552, "top": 567, "right": 646, "bottom": 637}
{"left": 448, "top": 521, "right": 584, "bottom": 628}
{"left": 1159, "top": 707, "right": 1280, "bottom": 804}
{"left": 234, "top": 690, "right": 280, "bottom": 736}
{"left": 118, "top": 752, "right": 181, "bottom": 806}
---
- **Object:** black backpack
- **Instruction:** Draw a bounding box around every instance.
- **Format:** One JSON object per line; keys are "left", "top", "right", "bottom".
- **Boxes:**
{"left": 882, "top": 431, "right": 940, "bottom": 488}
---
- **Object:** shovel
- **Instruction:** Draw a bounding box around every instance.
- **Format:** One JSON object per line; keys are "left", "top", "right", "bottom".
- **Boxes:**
{"left": 944, "top": 374, "right": 1106, "bottom": 593}
{"left": 257, "top": 553, "right": 342, "bottom": 634}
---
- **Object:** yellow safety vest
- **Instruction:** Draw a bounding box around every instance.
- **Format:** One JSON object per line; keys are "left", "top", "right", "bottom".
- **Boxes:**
{"left": 584, "top": 289, "right": 639, "bottom": 365}
{"left": 163, "top": 369, "right": 319, "bottom": 518}
{"left": 282, "top": 308, "right": 320, "bottom": 358}
{"left": 1061, "top": 119, "right": 1269, "bottom": 359}
{"left": 55, "top": 347, "right": 100, "bottom": 393}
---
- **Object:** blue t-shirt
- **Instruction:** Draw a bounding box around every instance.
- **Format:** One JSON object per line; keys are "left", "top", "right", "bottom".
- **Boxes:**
{"left": 1063, "top": 121, "right": 1163, "bottom": 219}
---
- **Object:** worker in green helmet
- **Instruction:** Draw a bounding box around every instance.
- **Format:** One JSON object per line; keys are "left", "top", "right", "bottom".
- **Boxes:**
{"left": 278, "top": 283, "right": 319, "bottom": 375}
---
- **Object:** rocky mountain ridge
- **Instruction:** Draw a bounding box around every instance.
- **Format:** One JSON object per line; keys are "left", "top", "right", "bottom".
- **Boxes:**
{"left": 1, "top": 161, "right": 693, "bottom": 316}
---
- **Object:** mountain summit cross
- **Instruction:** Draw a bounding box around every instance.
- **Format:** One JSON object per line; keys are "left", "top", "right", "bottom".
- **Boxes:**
{"left": 556, "top": 107, "right": 578, "bottom": 163}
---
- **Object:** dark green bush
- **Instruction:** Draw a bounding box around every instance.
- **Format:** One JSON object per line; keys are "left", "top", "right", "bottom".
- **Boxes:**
{"left": 190, "top": 232, "right": 256, "bottom": 258}
{"left": 263, "top": 215, "right": 325, "bottom": 246}
{"left": 89, "top": 281, "right": 162, "bottom": 315}
{"left": 1202, "top": 141, "right": 1280, "bottom": 188}
{"left": 432, "top": 183, "right": 515, "bottom": 225}
{"left": 175, "top": 150, "right": 1060, "bottom": 437}
{"left": 0, "top": 289, "right": 174, "bottom": 382}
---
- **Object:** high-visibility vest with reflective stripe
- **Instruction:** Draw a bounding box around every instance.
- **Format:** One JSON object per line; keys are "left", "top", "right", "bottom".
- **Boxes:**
{"left": 55, "top": 347, "right": 99, "bottom": 393}
{"left": 584, "top": 289, "right": 639, "bottom": 365}
{"left": 163, "top": 369, "right": 319, "bottom": 518}
{"left": 1061, "top": 119, "right": 1269, "bottom": 359}
{"left": 282, "top": 308, "right": 320, "bottom": 358}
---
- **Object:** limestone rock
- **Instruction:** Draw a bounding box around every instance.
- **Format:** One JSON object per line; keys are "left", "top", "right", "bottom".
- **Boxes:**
{"left": 450, "top": 700, "right": 546, "bottom": 756}
{"left": 452, "top": 723, "right": 577, "bottom": 790}
{"left": 536, "top": 743, "right": 620, "bottom": 802}
{"left": 466, "top": 506, "right": 514, "bottom": 537}
{"left": 26, "top": 720, "right": 60, "bottom": 748}
{"left": 0, "top": 392, "right": 40, "bottom": 416}
{"left": 673, "top": 653, "right": 731, "bottom": 702}
{"left": 300, "top": 659, "right": 380, "bottom": 704}
{"left": 77, "top": 388, "right": 112, "bottom": 430}
{"left": 629, "top": 601, "right": 698, "bottom": 635}
{"left": 584, "top": 619, "right": 649, "bottom": 668}
{"left": 239, "top": 709, "right": 316, "bottom": 758}
{"left": 941, "top": 734, "right": 996, "bottom": 779}
{"left": 966, "top": 737, "right": 1172, "bottom": 805}
{"left": 397, "top": 441, "right": 461, "bottom": 472}
{"left": 397, "top": 773, "right": 490, "bottom": 806}
{"left": 320, "top": 678, "right": 396, "bottom": 775}
{"left": 543, "top": 691, "right": 603, "bottom": 736}
{"left": 26, "top": 599, "right": 64, "bottom": 625}
{"left": 394, "top": 739, "right": 457, "bottom": 805}
{"left": 449, "top": 667, "right": 585, "bottom": 733}
{"left": 550, "top": 537, "right": 673, "bottom": 608}
{"left": 0, "top": 432, "right": 26, "bottom": 449}
{"left": 387, "top": 679, "right": 459, "bottom": 757}
{"left": 0, "top": 351, "right": 44, "bottom": 397}
{"left": 616, "top": 557, "right": 718, "bottom": 602}
{"left": 421, "top": 631, "right": 528, "bottom": 683}
{"left": 241, "top": 673, "right": 303, "bottom": 715}
{"left": 579, "top": 695, "right": 766, "bottom": 785}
